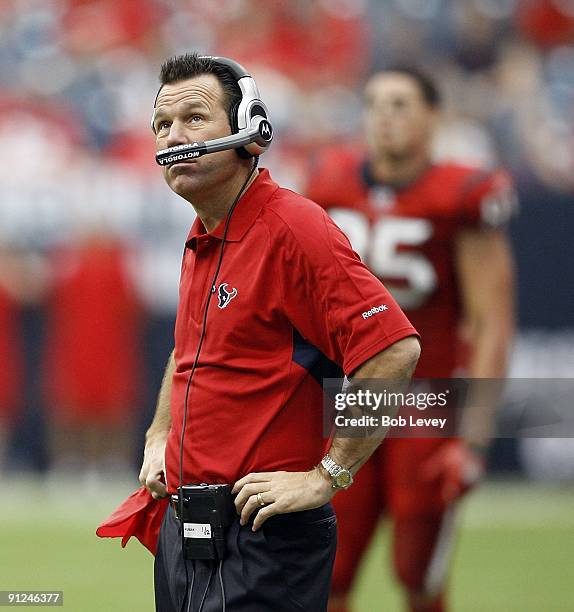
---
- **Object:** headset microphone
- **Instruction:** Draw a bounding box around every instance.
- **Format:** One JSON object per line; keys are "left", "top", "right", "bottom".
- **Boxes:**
{"left": 155, "top": 116, "right": 273, "bottom": 166}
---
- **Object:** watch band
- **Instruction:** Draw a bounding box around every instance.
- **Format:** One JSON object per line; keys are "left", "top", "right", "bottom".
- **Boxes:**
{"left": 321, "top": 455, "right": 340, "bottom": 476}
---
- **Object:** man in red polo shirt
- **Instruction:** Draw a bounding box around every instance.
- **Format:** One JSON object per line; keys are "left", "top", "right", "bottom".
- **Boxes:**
{"left": 138, "top": 53, "right": 420, "bottom": 612}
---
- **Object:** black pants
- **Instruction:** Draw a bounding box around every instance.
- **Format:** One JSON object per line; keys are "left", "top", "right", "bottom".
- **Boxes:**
{"left": 154, "top": 502, "right": 337, "bottom": 612}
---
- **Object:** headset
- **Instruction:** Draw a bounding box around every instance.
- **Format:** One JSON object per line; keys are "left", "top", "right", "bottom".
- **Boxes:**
{"left": 153, "top": 56, "right": 273, "bottom": 166}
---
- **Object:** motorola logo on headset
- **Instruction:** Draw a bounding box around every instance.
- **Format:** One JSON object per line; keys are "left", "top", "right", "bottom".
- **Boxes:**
{"left": 160, "top": 150, "right": 202, "bottom": 165}
{"left": 154, "top": 56, "right": 274, "bottom": 166}
{"left": 259, "top": 119, "right": 272, "bottom": 141}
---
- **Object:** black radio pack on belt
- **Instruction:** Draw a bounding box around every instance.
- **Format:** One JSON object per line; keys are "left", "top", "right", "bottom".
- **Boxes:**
{"left": 172, "top": 484, "right": 235, "bottom": 561}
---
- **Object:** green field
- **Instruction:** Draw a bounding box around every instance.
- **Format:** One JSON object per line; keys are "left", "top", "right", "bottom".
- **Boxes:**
{"left": 1, "top": 478, "right": 573, "bottom": 611}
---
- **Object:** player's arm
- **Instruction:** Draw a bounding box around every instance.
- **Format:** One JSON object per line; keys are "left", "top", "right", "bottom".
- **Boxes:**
{"left": 139, "top": 349, "right": 175, "bottom": 499}
{"left": 327, "top": 335, "right": 420, "bottom": 474}
{"left": 455, "top": 226, "right": 515, "bottom": 449}
{"left": 421, "top": 226, "right": 515, "bottom": 504}
{"left": 422, "top": 172, "right": 517, "bottom": 504}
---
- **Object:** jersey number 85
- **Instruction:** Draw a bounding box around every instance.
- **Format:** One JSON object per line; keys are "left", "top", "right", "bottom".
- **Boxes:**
{"left": 329, "top": 209, "right": 438, "bottom": 309}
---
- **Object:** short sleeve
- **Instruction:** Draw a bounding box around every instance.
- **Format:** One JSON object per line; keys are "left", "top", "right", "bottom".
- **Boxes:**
{"left": 460, "top": 169, "right": 518, "bottom": 229}
{"left": 274, "top": 202, "right": 419, "bottom": 376}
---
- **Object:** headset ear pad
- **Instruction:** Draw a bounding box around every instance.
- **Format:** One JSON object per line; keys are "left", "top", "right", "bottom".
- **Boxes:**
{"left": 243, "top": 104, "right": 272, "bottom": 157}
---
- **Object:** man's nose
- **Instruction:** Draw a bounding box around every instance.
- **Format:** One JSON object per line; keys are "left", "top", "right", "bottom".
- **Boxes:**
{"left": 165, "top": 120, "right": 189, "bottom": 148}
{"left": 375, "top": 103, "right": 395, "bottom": 120}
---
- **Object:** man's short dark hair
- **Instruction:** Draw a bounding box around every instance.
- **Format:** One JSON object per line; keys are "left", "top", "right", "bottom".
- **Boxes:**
{"left": 383, "top": 66, "right": 441, "bottom": 108}
{"left": 157, "top": 52, "right": 241, "bottom": 119}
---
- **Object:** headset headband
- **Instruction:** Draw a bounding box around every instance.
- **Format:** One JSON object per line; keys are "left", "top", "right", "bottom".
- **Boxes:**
{"left": 201, "top": 56, "right": 250, "bottom": 80}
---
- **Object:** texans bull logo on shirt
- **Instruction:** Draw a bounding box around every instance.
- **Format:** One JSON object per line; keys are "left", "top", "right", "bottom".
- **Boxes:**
{"left": 217, "top": 282, "right": 238, "bottom": 309}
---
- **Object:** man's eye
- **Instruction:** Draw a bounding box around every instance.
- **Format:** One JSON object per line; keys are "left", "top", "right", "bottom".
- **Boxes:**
{"left": 157, "top": 121, "right": 171, "bottom": 131}
{"left": 190, "top": 115, "right": 203, "bottom": 123}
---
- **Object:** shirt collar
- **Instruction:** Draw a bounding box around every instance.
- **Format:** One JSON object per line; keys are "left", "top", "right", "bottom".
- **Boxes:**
{"left": 185, "top": 168, "right": 279, "bottom": 250}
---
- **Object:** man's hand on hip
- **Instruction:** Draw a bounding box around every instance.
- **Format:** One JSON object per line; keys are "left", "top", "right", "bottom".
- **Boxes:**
{"left": 232, "top": 468, "right": 335, "bottom": 531}
{"left": 139, "top": 436, "right": 168, "bottom": 500}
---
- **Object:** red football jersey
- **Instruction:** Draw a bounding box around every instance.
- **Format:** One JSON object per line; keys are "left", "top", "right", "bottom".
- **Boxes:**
{"left": 308, "top": 148, "right": 515, "bottom": 377}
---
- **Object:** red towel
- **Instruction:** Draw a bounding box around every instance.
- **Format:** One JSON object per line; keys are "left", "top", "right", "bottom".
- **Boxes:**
{"left": 96, "top": 486, "right": 169, "bottom": 555}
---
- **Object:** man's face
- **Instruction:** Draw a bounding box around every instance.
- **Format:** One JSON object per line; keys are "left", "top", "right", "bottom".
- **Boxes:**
{"left": 364, "top": 72, "right": 436, "bottom": 160}
{"left": 152, "top": 74, "right": 240, "bottom": 199}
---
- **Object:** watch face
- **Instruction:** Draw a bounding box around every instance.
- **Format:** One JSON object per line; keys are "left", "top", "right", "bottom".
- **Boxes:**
{"left": 334, "top": 470, "right": 352, "bottom": 488}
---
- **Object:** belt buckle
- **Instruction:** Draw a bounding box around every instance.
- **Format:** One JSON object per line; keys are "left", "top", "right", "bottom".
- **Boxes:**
{"left": 170, "top": 494, "right": 180, "bottom": 520}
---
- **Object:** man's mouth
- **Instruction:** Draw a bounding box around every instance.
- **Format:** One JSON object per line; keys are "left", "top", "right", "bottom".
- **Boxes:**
{"left": 169, "top": 160, "right": 198, "bottom": 169}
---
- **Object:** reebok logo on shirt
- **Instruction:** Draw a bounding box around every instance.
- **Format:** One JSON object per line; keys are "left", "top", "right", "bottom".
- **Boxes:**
{"left": 362, "top": 304, "right": 389, "bottom": 319}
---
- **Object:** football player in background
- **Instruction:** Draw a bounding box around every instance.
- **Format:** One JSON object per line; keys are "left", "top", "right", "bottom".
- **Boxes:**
{"left": 43, "top": 230, "right": 142, "bottom": 481}
{"left": 308, "top": 68, "right": 516, "bottom": 612}
{"left": 0, "top": 249, "right": 26, "bottom": 473}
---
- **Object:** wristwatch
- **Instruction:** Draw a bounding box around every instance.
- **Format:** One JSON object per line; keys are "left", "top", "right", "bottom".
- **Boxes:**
{"left": 320, "top": 454, "right": 354, "bottom": 490}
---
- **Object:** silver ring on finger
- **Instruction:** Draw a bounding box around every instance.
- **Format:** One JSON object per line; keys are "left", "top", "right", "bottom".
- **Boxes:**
{"left": 257, "top": 492, "right": 266, "bottom": 507}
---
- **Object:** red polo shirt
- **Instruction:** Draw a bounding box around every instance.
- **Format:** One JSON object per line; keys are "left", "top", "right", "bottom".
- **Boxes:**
{"left": 164, "top": 169, "right": 418, "bottom": 493}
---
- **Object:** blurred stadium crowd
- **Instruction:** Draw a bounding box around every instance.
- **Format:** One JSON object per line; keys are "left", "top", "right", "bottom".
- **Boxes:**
{"left": 1, "top": 0, "right": 573, "bottom": 480}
